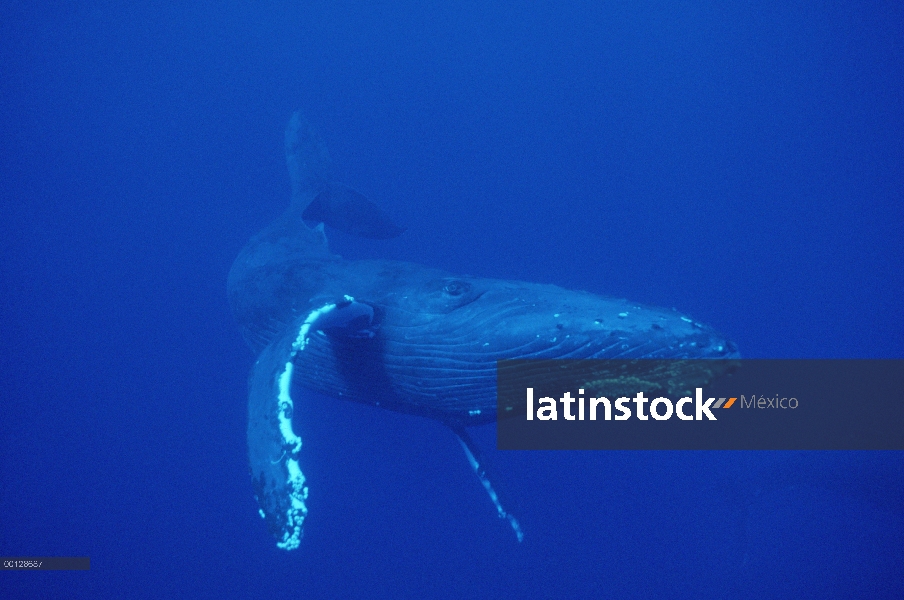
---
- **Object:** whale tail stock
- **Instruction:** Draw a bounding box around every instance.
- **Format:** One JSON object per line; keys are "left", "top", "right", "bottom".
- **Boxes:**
{"left": 284, "top": 111, "right": 406, "bottom": 239}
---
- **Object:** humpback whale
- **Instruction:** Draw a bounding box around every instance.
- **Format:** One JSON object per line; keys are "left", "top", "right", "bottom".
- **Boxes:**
{"left": 228, "top": 113, "right": 739, "bottom": 550}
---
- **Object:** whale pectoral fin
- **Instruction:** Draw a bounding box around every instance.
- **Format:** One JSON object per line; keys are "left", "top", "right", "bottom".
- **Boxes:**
{"left": 247, "top": 296, "right": 371, "bottom": 550}
{"left": 247, "top": 329, "right": 309, "bottom": 551}
{"left": 308, "top": 296, "right": 376, "bottom": 339}
{"left": 451, "top": 426, "right": 524, "bottom": 542}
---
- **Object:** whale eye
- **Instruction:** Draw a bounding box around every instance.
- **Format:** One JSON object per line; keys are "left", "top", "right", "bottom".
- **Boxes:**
{"left": 443, "top": 281, "right": 470, "bottom": 296}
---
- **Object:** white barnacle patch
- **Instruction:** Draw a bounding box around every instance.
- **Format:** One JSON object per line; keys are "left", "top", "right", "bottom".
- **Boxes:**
{"left": 618, "top": 312, "right": 629, "bottom": 318}
{"left": 292, "top": 300, "right": 342, "bottom": 352}
{"left": 272, "top": 298, "right": 351, "bottom": 551}
{"left": 680, "top": 316, "right": 693, "bottom": 323}
{"left": 276, "top": 458, "right": 309, "bottom": 551}
{"left": 277, "top": 362, "right": 302, "bottom": 454}
{"left": 273, "top": 357, "right": 307, "bottom": 551}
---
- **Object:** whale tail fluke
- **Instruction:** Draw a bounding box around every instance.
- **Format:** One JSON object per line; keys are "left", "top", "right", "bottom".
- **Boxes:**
{"left": 284, "top": 111, "right": 406, "bottom": 239}
{"left": 302, "top": 184, "right": 407, "bottom": 239}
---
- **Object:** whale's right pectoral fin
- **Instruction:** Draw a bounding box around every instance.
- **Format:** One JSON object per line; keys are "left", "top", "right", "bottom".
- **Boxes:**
{"left": 452, "top": 426, "right": 524, "bottom": 542}
{"left": 248, "top": 296, "right": 375, "bottom": 550}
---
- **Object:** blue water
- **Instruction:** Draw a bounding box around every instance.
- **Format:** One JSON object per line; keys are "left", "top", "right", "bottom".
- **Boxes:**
{"left": 1, "top": 2, "right": 902, "bottom": 598}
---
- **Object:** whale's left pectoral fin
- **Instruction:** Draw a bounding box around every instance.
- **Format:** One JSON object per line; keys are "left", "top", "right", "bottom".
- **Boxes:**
{"left": 247, "top": 327, "right": 309, "bottom": 550}
{"left": 248, "top": 296, "right": 374, "bottom": 550}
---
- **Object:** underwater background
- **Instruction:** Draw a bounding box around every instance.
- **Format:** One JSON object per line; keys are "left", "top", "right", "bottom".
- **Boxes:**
{"left": 1, "top": 1, "right": 902, "bottom": 598}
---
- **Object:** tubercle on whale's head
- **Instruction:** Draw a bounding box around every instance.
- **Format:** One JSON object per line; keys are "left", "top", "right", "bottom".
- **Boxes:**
{"left": 355, "top": 273, "right": 738, "bottom": 423}
{"left": 377, "top": 276, "right": 738, "bottom": 362}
